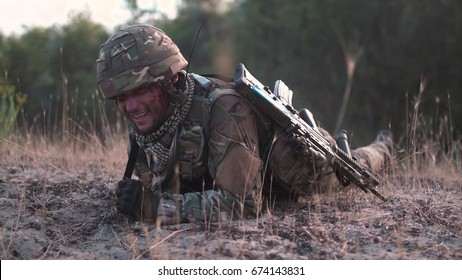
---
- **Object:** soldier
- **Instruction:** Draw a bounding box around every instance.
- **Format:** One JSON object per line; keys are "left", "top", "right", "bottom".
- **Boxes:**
{"left": 96, "top": 24, "right": 392, "bottom": 225}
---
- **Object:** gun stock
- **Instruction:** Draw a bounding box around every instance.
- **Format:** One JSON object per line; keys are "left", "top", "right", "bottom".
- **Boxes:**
{"left": 234, "top": 63, "right": 386, "bottom": 201}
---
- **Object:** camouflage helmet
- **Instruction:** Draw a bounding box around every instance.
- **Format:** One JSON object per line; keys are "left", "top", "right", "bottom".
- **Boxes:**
{"left": 96, "top": 24, "right": 188, "bottom": 99}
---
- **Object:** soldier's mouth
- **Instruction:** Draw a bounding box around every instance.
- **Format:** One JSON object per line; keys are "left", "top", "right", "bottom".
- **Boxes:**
{"left": 131, "top": 111, "right": 148, "bottom": 120}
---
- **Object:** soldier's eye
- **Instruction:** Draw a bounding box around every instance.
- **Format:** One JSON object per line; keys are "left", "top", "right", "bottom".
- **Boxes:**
{"left": 115, "top": 94, "right": 126, "bottom": 102}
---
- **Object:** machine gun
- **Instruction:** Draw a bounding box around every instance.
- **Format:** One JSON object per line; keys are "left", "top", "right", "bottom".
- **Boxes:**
{"left": 233, "top": 63, "right": 386, "bottom": 201}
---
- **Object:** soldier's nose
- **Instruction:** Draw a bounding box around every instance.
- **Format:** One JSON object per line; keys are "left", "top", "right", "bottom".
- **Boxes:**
{"left": 124, "top": 95, "right": 139, "bottom": 112}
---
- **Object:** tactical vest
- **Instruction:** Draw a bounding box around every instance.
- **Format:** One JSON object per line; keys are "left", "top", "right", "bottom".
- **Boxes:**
{"left": 126, "top": 73, "right": 275, "bottom": 194}
{"left": 177, "top": 73, "right": 273, "bottom": 192}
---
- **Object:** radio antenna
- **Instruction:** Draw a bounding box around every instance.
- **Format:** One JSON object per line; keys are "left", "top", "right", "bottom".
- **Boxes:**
{"left": 186, "top": 16, "right": 207, "bottom": 74}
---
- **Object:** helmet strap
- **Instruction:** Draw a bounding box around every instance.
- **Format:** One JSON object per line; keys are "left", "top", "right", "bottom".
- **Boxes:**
{"left": 161, "top": 74, "right": 188, "bottom": 122}
{"left": 161, "top": 79, "right": 187, "bottom": 103}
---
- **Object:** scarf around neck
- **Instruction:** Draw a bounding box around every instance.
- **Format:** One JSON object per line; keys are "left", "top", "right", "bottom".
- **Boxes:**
{"left": 133, "top": 71, "right": 195, "bottom": 175}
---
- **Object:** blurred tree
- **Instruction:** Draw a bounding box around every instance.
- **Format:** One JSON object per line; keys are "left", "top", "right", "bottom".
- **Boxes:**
{"left": 1, "top": 26, "right": 58, "bottom": 130}
{"left": 231, "top": 0, "right": 462, "bottom": 143}
{"left": 231, "top": 0, "right": 345, "bottom": 130}
{"left": 1, "top": 0, "right": 461, "bottom": 144}
{"left": 54, "top": 12, "right": 111, "bottom": 140}
{"left": 122, "top": 0, "right": 172, "bottom": 24}
{"left": 123, "top": 0, "right": 236, "bottom": 75}
{"left": 59, "top": 11, "right": 110, "bottom": 127}
{"left": 1, "top": 12, "right": 109, "bottom": 137}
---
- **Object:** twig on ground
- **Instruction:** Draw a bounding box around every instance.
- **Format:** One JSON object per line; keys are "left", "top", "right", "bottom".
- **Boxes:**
{"left": 135, "top": 228, "right": 192, "bottom": 259}
{"left": 39, "top": 222, "right": 87, "bottom": 259}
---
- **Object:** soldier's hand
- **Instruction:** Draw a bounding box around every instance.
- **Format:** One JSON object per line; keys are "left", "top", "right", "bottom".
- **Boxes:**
{"left": 115, "top": 179, "right": 142, "bottom": 219}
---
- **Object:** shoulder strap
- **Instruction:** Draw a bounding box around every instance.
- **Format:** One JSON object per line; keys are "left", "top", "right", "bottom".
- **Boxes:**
{"left": 123, "top": 133, "right": 139, "bottom": 180}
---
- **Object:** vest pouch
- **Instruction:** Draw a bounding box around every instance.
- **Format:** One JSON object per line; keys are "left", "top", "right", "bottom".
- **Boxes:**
{"left": 178, "top": 122, "right": 206, "bottom": 181}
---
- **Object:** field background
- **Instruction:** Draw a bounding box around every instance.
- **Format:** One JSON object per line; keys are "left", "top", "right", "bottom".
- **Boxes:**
{"left": 1, "top": 0, "right": 461, "bottom": 259}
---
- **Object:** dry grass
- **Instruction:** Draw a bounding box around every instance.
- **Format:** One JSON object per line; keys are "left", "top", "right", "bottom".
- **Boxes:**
{"left": 1, "top": 127, "right": 460, "bottom": 260}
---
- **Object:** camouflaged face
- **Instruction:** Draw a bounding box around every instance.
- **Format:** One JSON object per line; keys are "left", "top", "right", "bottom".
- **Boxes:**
{"left": 96, "top": 24, "right": 187, "bottom": 99}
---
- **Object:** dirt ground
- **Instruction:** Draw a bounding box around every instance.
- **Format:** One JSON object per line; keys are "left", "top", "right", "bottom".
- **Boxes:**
{"left": 1, "top": 157, "right": 461, "bottom": 260}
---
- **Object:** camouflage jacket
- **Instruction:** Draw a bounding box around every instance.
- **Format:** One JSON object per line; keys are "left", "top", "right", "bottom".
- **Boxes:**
{"left": 127, "top": 73, "right": 391, "bottom": 224}
{"left": 130, "top": 73, "right": 272, "bottom": 223}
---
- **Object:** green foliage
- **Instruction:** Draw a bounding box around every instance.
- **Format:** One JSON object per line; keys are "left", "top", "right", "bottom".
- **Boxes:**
{"left": 0, "top": 84, "right": 26, "bottom": 138}
{"left": 3, "top": 27, "right": 58, "bottom": 125}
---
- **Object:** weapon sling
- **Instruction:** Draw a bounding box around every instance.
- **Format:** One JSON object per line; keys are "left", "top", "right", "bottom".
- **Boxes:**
{"left": 123, "top": 134, "right": 140, "bottom": 180}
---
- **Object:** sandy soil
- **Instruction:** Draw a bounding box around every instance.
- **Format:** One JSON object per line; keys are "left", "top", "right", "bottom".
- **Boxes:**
{"left": 1, "top": 159, "right": 461, "bottom": 260}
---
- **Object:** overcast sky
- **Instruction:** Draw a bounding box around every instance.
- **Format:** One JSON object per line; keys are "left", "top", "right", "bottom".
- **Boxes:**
{"left": 0, "top": 0, "right": 179, "bottom": 36}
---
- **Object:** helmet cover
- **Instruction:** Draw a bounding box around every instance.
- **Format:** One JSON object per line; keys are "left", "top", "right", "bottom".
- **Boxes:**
{"left": 96, "top": 24, "right": 187, "bottom": 99}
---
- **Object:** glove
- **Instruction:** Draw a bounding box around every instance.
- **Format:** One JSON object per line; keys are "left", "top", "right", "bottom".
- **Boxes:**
{"left": 115, "top": 179, "right": 143, "bottom": 219}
